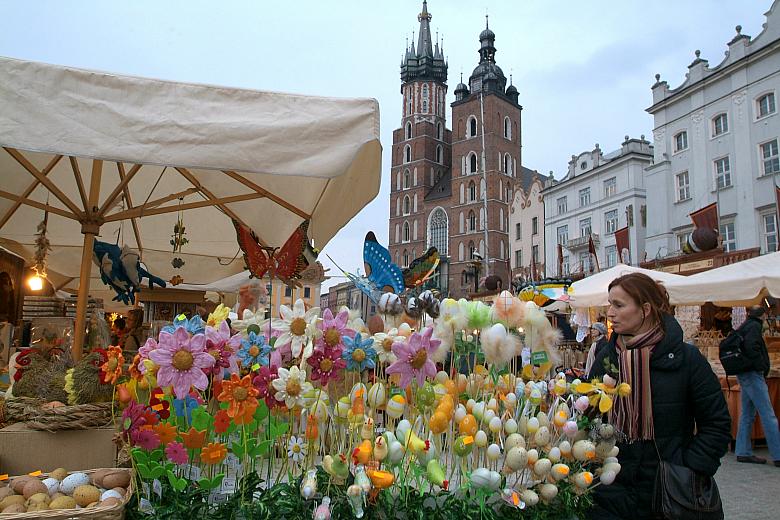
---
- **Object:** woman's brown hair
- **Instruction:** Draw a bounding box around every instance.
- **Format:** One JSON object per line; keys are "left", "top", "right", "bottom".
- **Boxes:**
{"left": 608, "top": 272, "right": 672, "bottom": 329}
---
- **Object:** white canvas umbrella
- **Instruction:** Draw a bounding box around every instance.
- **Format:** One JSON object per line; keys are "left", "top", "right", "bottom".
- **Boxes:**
{"left": 569, "top": 264, "right": 685, "bottom": 308}
{"left": 665, "top": 252, "right": 780, "bottom": 306}
{"left": 0, "top": 56, "right": 381, "bottom": 358}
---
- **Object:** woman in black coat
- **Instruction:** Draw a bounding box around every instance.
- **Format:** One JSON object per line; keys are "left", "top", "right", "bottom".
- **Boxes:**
{"left": 587, "top": 273, "right": 731, "bottom": 520}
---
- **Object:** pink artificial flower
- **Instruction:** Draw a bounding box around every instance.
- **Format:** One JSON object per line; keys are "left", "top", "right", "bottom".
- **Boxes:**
{"left": 204, "top": 321, "right": 241, "bottom": 379}
{"left": 165, "top": 441, "right": 188, "bottom": 465}
{"left": 149, "top": 327, "right": 215, "bottom": 399}
{"left": 137, "top": 337, "right": 157, "bottom": 374}
{"left": 252, "top": 365, "right": 284, "bottom": 409}
{"left": 132, "top": 428, "right": 161, "bottom": 450}
{"left": 307, "top": 344, "right": 346, "bottom": 387}
{"left": 318, "top": 308, "right": 355, "bottom": 350}
{"left": 385, "top": 327, "right": 440, "bottom": 389}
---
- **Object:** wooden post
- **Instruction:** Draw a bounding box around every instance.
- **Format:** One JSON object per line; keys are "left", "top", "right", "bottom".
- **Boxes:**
{"left": 72, "top": 160, "right": 103, "bottom": 361}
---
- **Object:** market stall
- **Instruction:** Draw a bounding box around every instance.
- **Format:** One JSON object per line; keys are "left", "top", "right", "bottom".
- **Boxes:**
{"left": 568, "top": 264, "right": 685, "bottom": 309}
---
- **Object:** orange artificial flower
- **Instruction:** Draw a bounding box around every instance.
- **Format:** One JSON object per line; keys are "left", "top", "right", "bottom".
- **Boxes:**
{"left": 233, "top": 408, "right": 255, "bottom": 426}
{"left": 200, "top": 442, "right": 227, "bottom": 465}
{"left": 129, "top": 354, "right": 143, "bottom": 381}
{"left": 101, "top": 346, "right": 124, "bottom": 385}
{"left": 214, "top": 410, "right": 231, "bottom": 434}
{"left": 153, "top": 422, "right": 178, "bottom": 445}
{"left": 217, "top": 374, "right": 259, "bottom": 419}
{"left": 180, "top": 427, "right": 207, "bottom": 450}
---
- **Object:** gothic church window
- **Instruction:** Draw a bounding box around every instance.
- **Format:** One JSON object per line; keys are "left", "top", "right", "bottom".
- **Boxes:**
{"left": 405, "top": 122, "right": 412, "bottom": 140}
{"left": 468, "top": 116, "right": 478, "bottom": 137}
{"left": 468, "top": 210, "right": 476, "bottom": 232}
{"left": 469, "top": 181, "right": 476, "bottom": 202}
{"left": 428, "top": 208, "right": 448, "bottom": 256}
{"left": 437, "top": 122, "right": 443, "bottom": 140}
{"left": 469, "top": 153, "right": 478, "bottom": 174}
{"left": 403, "top": 196, "right": 411, "bottom": 215}
{"left": 403, "top": 221, "right": 410, "bottom": 242}
{"left": 436, "top": 145, "right": 443, "bottom": 164}
{"left": 404, "top": 145, "right": 412, "bottom": 163}
{"left": 422, "top": 84, "right": 429, "bottom": 113}
{"left": 504, "top": 116, "right": 511, "bottom": 139}
{"left": 404, "top": 170, "right": 411, "bottom": 189}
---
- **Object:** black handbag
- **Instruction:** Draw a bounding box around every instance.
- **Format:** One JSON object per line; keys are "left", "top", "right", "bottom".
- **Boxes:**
{"left": 652, "top": 457, "right": 724, "bottom": 520}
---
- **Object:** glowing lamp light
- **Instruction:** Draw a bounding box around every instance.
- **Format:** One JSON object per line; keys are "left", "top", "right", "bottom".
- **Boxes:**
{"left": 28, "top": 274, "right": 44, "bottom": 291}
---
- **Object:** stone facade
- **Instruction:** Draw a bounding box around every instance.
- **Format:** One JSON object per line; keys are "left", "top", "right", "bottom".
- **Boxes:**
{"left": 509, "top": 170, "right": 551, "bottom": 281}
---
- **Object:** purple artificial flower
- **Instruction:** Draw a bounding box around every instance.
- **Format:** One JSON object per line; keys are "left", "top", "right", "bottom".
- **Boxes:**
{"left": 149, "top": 327, "right": 215, "bottom": 399}
{"left": 204, "top": 321, "right": 241, "bottom": 379}
{"left": 385, "top": 327, "right": 440, "bottom": 388}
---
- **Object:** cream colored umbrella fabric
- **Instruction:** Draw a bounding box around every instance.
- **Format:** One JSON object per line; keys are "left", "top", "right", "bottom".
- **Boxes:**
{"left": 569, "top": 264, "right": 685, "bottom": 308}
{"left": 0, "top": 56, "right": 381, "bottom": 356}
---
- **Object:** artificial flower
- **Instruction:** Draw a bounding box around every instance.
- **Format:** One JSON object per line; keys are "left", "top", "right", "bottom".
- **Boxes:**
{"left": 149, "top": 327, "right": 215, "bottom": 399}
{"left": 161, "top": 314, "right": 205, "bottom": 336}
{"left": 341, "top": 332, "right": 377, "bottom": 372}
{"left": 287, "top": 435, "right": 308, "bottom": 463}
{"left": 136, "top": 338, "right": 158, "bottom": 374}
{"left": 165, "top": 441, "right": 188, "bottom": 465}
{"left": 180, "top": 427, "right": 207, "bottom": 450}
{"left": 200, "top": 442, "right": 228, "bottom": 465}
{"left": 271, "top": 365, "right": 313, "bottom": 409}
{"left": 237, "top": 331, "right": 271, "bottom": 370}
{"left": 153, "top": 422, "right": 178, "bottom": 445}
{"left": 319, "top": 308, "right": 355, "bottom": 350}
{"left": 214, "top": 409, "right": 231, "bottom": 434}
{"left": 172, "top": 394, "right": 200, "bottom": 423}
{"left": 132, "top": 428, "right": 161, "bottom": 451}
{"left": 252, "top": 366, "right": 284, "bottom": 409}
{"left": 149, "top": 388, "right": 171, "bottom": 420}
{"left": 385, "top": 327, "right": 440, "bottom": 389}
{"left": 100, "top": 346, "right": 124, "bottom": 385}
{"left": 272, "top": 299, "right": 320, "bottom": 358}
{"left": 307, "top": 344, "right": 346, "bottom": 387}
{"left": 372, "top": 329, "right": 403, "bottom": 365}
{"left": 204, "top": 321, "right": 241, "bottom": 379}
{"left": 231, "top": 309, "right": 270, "bottom": 334}
{"left": 120, "top": 401, "right": 147, "bottom": 440}
{"left": 218, "top": 373, "right": 259, "bottom": 419}
{"left": 206, "top": 304, "right": 230, "bottom": 327}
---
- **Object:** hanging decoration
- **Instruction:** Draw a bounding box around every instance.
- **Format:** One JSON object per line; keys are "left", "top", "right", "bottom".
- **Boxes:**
{"left": 170, "top": 198, "right": 188, "bottom": 269}
{"left": 29, "top": 210, "right": 52, "bottom": 290}
{"left": 92, "top": 240, "right": 166, "bottom": 304}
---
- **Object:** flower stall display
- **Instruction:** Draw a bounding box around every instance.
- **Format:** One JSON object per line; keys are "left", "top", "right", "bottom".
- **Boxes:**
{"left": 115, "top": 295, "right": 628, "bottom": 519}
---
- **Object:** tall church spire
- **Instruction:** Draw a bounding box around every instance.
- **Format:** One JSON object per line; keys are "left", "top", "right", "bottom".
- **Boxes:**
{"left": 401, "top": 1, "right": 447, "bottom": 83}
{"left": 417, "top": 1, "right": 434, "bottom": 58}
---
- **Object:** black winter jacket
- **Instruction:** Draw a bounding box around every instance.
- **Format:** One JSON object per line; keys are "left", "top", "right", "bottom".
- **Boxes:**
{"left": 586, "top": 314, "right": 731, "bottom": 520}
{"left": 739, "top": 316, "right": 770, "bottom": 376}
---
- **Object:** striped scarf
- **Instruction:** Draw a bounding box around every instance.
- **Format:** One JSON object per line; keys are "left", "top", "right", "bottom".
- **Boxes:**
{"left": 612, "top": 324, "right": 664, "bottom": 441}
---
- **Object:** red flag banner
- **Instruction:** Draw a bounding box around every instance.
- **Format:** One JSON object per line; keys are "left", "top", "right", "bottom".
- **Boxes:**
{"left": 690, "top": 202, "right": 719, "bottom": 231}
{"left": 615, "top": 226, "right": 630, "bottom": 264}
{"left": 588, "top": 234, "right": 600, "bottom": 273}
{"left": 530, "top": 253, "right": 538, "bottom": 282}
{"left": 557, "top": 243, "right": 564, "bottom": 276}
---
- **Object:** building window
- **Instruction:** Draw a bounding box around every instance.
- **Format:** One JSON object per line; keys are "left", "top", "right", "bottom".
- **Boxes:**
{"left": 468, "top": 241, "right": 476, "bottom": 259}
{"left": 469, "top": 153, "right": 478, "bottom": 174}
{"left": 515, "top": 249, "right": 522, "bottom": 268}
{"left": 674, "top": 131, "right": 688, "bottom": 152}
{"left": 532, "top": 245, "right": 539, "bottom": 264}
{"left": 604, "top": 177, "right": 617, "bottom": 198}
{"left": 468, "top": 116, "right": 478, "bottom": 137}
{"left": 403, "top": 221, "right": 410, "bottom": 242}
{"left": 468, "top": 210, "right": 476, "bottom": 232}
{"left": 428, "top": 208, "right": 448, "bottom": 255}
{"left": 405, "top": 122, "right": 412, "bottom": 140}
{"left": 764, "top": 213, "right": 778, "bottom": 253}
{"left": 556, "top": 196, "right": 567, "bottom": 215}
{"left": 760, "top": 139, "right": 780, "bottom": 175}
{"left": 407, "top": 90, "right": 412, "bottom": 115}
{"left": 720, "top": 222, "right": 736, "bottom": 252}
{"left": 504, "top": 116, "right": 511, "bottom": 139}
{"left": 503, "top": 154, "right": 512, "bottom": 175}
{"left": 677, "top": 232, "right": 691, "bottom": 252}
{"left": 714, "top": 156, "right": 732, "bottom": 189}
{"left": 403, "top": 249, "right": 409, "bottom": 267}
{"left": 532, "top": 217, "right": 538, "bottom": 235}
{"left": 284, "top": 286, "right": 292, "bottom": 297}
{"left": 403, "top": 170, "right": 411, "bottom": 189}
{"left": 676, "top": 171, "right": 690, "bottom": 201}
{"left": 404, "top": 144, "right": 411, "bottom": 163}
{"left": 468, "top": 181, "right": 476, "bottom": 201}
{"left": 437, "top": 122, "right": 443, "bottom": 140}
{"left": 579, "top": 252, "right": 591, "bottom": 273}
{"left": 605, "top": 209, "right": 618, "bottom": 234}
{"left": 304, "top": 287, "right": 311, "bottom": 298}
{"left": 557, "top": 225, "right": 568, "bottom": 245}
{"left": 403, "top": 195, "right": 411, "bottom": 215}
{"left": 436, "top": 145, "right": 443, "bottom": 164}
{"left": 515, "top": 223, "right": 522, "bottom": 240}
{"left": 421, "top": 84, "right": 429, "bottom": 113}
{"left": 712, "top": 113, "right": 728, "bottom": 137}
{"left": 605, "top": 245, "right": 617, "bottom": 268}
{"left": 579, "top": 187, "right": 591, "bottom": 207}
{"left": 757, "top": 93, "right": 776, "bottom": 119}
{"left": 579, "top": 217, "right": 591, "bottom": 237}
{"left": 580, "top": 161, "right": 587, "bottom": 170}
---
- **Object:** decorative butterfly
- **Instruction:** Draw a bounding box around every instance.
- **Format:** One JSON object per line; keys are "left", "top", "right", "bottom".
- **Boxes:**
{"left": 402, "top": 247, "right": 440, "bottom": 288}
{"left": 233, "top": 220, "right": 318, "bottom": 287}
{"left": 363, "top": 231, "right": 405, "bottom": 294}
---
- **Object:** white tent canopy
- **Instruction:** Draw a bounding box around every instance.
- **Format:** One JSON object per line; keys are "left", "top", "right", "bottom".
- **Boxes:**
{"left": 570, "top": 264, "right": 685, "bottom": 308}
{"left": 665, "top": 252, "right": 780, "bottom": 306}
{"left": 0, "top": 56, "right": 381, "bottom": 356}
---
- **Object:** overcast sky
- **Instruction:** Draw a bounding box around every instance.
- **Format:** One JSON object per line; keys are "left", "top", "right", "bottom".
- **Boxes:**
{"left": 0, "top": 0, "right": 767, "bottom": 290}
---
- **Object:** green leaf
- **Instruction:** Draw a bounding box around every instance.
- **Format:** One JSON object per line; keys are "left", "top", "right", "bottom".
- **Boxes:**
{"left": 254, "top": 401, "right": 270, "bottom": 422}
{"left": 232, "top": 441, "right": 246, "bottom": 457}
{"left": 191, "top": 407, "right": 213, "bottom": 431}
{"left": 131, "top": 448, "right": 149, "bottom": 466}
{"left": 166, "top": 469, "right": 187, "bottom": 492}
{"left": 149, "top": 448, "right": 164, "bottom": 463}
{"left": 149, "top": 462, "right": 166, "bottom": 479}
{"left": 250, "top": 440, "right": 272, "bottom": 457}
{"left": 136, "top": 463, "right": 152, "bottom": 479}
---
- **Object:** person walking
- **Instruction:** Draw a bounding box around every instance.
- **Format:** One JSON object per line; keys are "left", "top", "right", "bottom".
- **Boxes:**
{"left": 734, "top": 305, "right": 780, "bottom": 467}
{"left": 584, "top": 322, "right": 609, "bottom": 374}
{"left": 587, "top": 273, "right": 731, "bottom": 519}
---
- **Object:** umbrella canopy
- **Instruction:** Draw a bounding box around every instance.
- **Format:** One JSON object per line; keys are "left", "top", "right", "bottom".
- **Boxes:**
{"left": 665, "top": 252, "right": 780, "bottom": 306}
{"left": 0, "top": 56, "right": 381, "bottom": 357}
{"left": 569, "top": 264, "right": 685, "bottom": 308}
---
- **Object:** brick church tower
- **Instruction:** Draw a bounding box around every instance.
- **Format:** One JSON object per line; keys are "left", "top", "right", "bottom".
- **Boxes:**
{"left": 389, "top": 2, "right": 522, "bottom": 298}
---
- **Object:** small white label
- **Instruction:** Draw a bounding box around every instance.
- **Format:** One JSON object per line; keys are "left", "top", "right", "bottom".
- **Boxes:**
{"left": 141, "top": 482, "right": 151, "bottom": 499}
{"left": 139, "top": 498, "right": 155, "bottom": 514}
{"left": 221, "top": 476, "right": 237, "bottom": 494}
{"left": 181, "top": 464, "right": 201, "bottom": 481}
{"left": 152, "top": 479, "right": 163, "bottom": 498}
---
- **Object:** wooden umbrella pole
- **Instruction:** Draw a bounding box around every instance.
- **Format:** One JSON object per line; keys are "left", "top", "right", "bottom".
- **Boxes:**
{"left": 72, "top": 159, "right": 103, "bottom": 361}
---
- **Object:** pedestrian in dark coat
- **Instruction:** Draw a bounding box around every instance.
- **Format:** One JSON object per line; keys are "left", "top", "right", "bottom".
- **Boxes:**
{"left": 586, "top": 273, "right": 731, "bottom": 520}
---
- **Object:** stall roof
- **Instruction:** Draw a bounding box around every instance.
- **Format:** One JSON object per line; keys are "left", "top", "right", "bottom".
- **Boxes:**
{"left": 569, "top": 264, "right": 685, "bottom": 308}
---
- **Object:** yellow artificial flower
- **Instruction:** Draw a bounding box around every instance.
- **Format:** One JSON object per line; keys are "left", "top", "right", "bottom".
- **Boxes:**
{"left": 207, "top": 304, "right": 230, "bottom": 327}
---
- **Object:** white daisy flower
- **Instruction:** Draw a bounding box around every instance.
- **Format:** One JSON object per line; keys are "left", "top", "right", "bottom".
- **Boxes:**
{"left": 232, "top": 309, "right": 270, "bottom": 334}
{"left": 287, "top": 435, "right": 308, "bottom": 463}
{"left": 272, "top": 299, "right": 320, "bottom": 358}
{"left": 271, "top": 365, "right": 313, "bottom": 409}
{"left": 372, "top": 328, "right": 403, "bottom": 365}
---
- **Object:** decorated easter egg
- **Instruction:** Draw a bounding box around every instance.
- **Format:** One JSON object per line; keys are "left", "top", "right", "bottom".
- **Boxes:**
{"left": 559, "top": 440, "right": 572, "bottom": 458}
{"left": 474, "top": 430, "right": 488, "bottom": 448}
{"left": 527, "top": 417, "right": 540, "bottom": 434}
{"left": 573, "top": 471, "right": 594, "bottom": 488}
{"left": 534, "top": 426, "right": 551, "bottom": 447}
{"left": 367, "top": 383, "right": 387, "bottom": 409}
{"left": 458, "top": 414, "right": 478, "bottom": 436}
{"left": 548, "top": 446, "right": 561, "bottom": 463}
{"left": 504, "top": 447, "right": 528, "bottom": 471}
{"left": 551, "top": 463, "right": 570, "bottom": 481}
{"left": 453, "top": 436, "right": 474, "bottom": 457}
{"left": 470, "top": 468, "right": 501, "bottom": 490}
{"left": 486, "top": 444, "right": 501, "bottom": 461}
{"left": 504, "top": 418, "right": 518, "bottom": 434}
{"left": 572, "top": 440, "right": 596, "bottom": 462}
{"left": 520, "top": 489, "right": 539, "bottom": 506}
{"left": 533, "top": 458, "right": 551, "bottom": 477}
{"left": 563, "top": 420, "right": 579, "bottom": 438}
{"left": 59, "top": 473, "right": 90, "bottom": 496}
{"left": 385, "top": 395, "right": 406, "bottom": 419}
{"left": 539, "top": 483, "right": 558, "bottom": 502}
{"left": 599, "top": 471, "right": 616, "bottom": 485}
{"left": 488, "top": 417, "right": 502, "bottom": 434}
{"left": 505, "top": 433, "right": 525, "bottom": 451}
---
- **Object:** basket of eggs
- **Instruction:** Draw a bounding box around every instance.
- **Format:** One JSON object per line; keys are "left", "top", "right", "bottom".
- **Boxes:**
{"left": 0, "top": 468, "right": 132, "bottom": 519}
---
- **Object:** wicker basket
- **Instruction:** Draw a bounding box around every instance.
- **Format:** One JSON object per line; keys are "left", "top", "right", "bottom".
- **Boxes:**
{"left": 1, "top": 468, "right": 132, "bottom": 519}
{"left": 3, "top": 397, "right": 114, "bottom": 432}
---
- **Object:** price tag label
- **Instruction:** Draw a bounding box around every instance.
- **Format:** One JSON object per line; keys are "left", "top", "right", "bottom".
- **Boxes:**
{"left": 139, "top": 498, "right": 155, "bottom": 515}
{"left": 531, "top": 351, "right": 549, "bottom": 365}
{"left": 463, "top": 435, "right": 474, "bottom": 445}
{"left": 152, "top": 479, "right": 163, "bottom": 498}
{"left": 28, "top": 470, "right": 42, "bottom": 477}
{"left": 221, "top": 476, "right": 237, "bottom": 494}
{"left": 252, "top": 363, "right": 261, "bottom": 371}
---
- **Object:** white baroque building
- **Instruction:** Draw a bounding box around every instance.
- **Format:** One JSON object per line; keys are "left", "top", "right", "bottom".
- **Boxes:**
{"left": 542, "top": 138, "right": 653, "bottom": 275}
{"left": 645, "top": 2, "right": 780, "bottom": 258}
{"left": 509, "top": 169, "right": 551, "bottom": 280}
